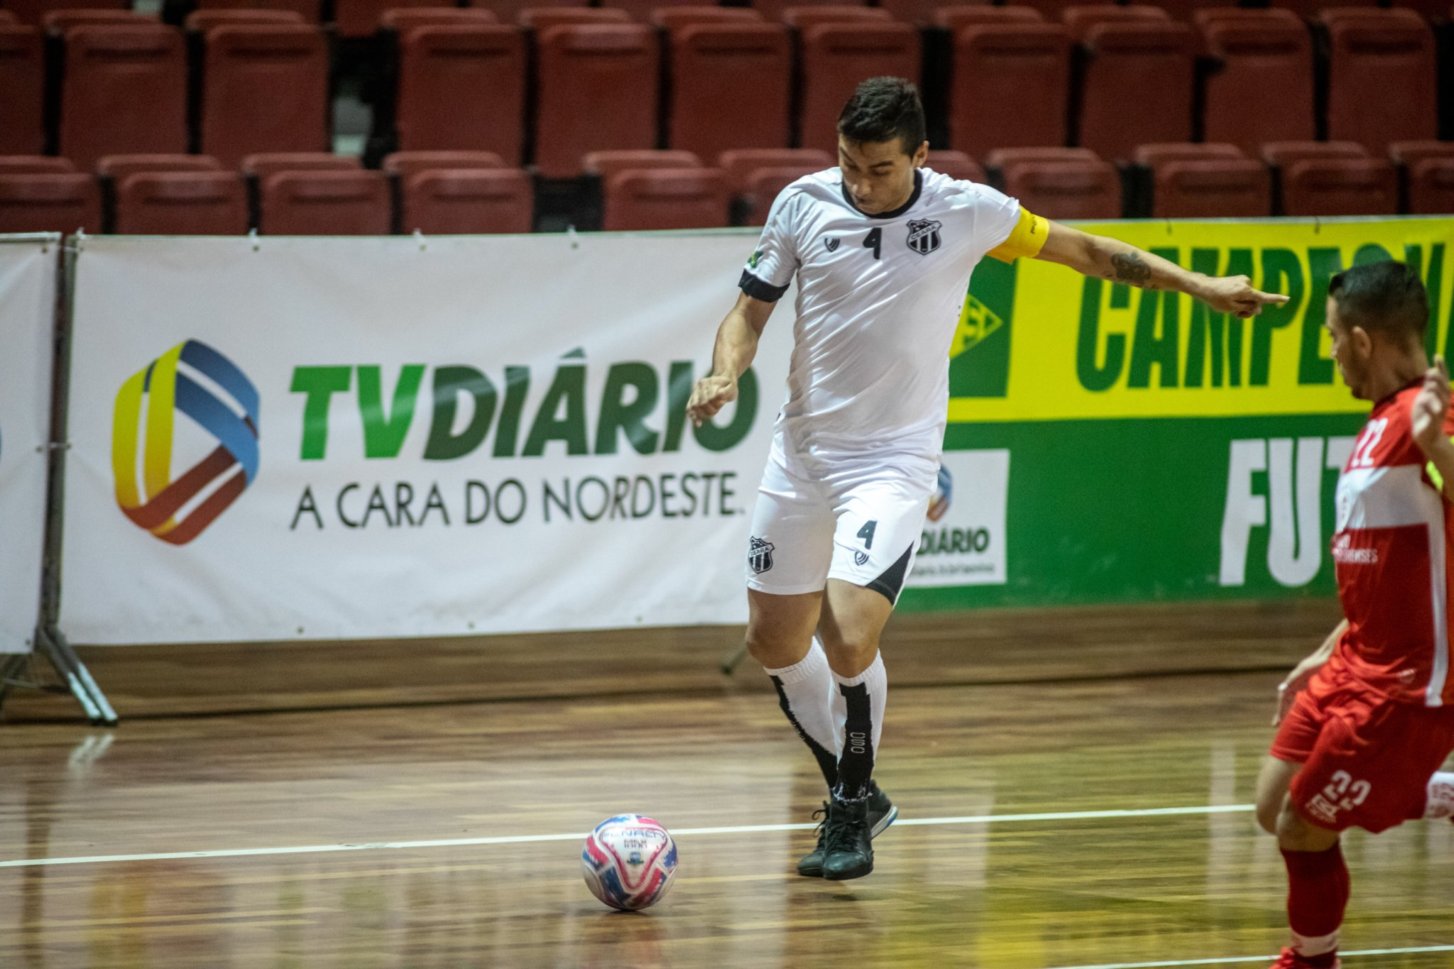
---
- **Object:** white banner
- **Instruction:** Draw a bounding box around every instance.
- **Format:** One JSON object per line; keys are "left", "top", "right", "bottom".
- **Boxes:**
{"left": 0, "top": 235, "right": 58, "bottom": 654}
{"left": 59, "top": 234, "right": 805, "bottom": 645}
{"left": 908, "top": 449, "right": 1009, "bottom": 588}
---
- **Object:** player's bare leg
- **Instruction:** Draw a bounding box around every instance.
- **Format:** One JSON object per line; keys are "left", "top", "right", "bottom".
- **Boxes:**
{"left": 1257, "top": 756, "right": 1345, "bottom": 969}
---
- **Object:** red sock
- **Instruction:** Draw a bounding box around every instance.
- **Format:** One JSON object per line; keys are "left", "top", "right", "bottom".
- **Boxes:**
{"left": 1281, "top": 844, "right": 1348, "bottom": 965}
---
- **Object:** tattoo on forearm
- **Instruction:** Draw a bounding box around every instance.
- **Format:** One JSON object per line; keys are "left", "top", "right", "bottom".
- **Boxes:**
{"left": 1109, "top": 252, "right": 1155, "bottom": 288}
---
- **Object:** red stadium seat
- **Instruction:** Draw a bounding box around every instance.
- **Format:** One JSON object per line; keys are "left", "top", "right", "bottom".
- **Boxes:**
{"left": 1278, "top": 157, "right": 1398, "bottom": 215}
{"left": 925, "top": 150, "right": 986, "bottom": 182}
{"left": 737, "top": 164, "right": 821, "bottom": 224}
{"left": 944, "top": 22, "right": 1071, "bottom": 157}
{"left": 1123, "top": 0, "right": 1230, "bottom": 22}
{"left": 665, "top": 22, "right": 792, "bottom": 160}
{"left": 381, "top": 7, "right": 498, "bottom": 29}
{"left": 782, "top": 5, "right": 890, "bottom": 28}
{"left": 398, "top": 168, "right": 534, "bottom": 233}
{"left": 532, "top": 24, "right": 659, "bottom": 178}
{"left": 112, "top": 171, "right": 249, "bottom": 233}
{"left": 518, "top": 7, "right": 629, "bottom": 27}
{"left": 195, "top": 0, "right": 321, "bottom": 21}
{"left": 1000, "top": 158, "right": 1122, "bottom": 218}
{"left": 598, "top": 0, "right": 710, "bottom": 21}
{"left": 2, "top": 0, "right": 125, "bottom": 25}
{"left": 333, "top": 0, "right": 451, "bottom": 38}
{"left": 933, "top": 6, "right": 1043, "bottom": 27}
{"left": 583, "top": 149, "right": 702, "bottom": 181}
{"left": 43, "top": 9, "right": 155, "bottom": 32}
{"left": 1071, "top": 18, "right": 1196, "bottom": 161}
{"left": 1320, "top": 8, "right": 1437, "bottom": 154}
{"left": 602, "top": 168, "right": 730, "bottom": 230}
{"left": 1261, "top": 140, "right": 1368, "bottom": 168}
{"left": 1388, "top": 141, "right": 1454, "bottom": 213}
{"left": 752, "top": 0, "right": 865, "bottom": 21}
{"left": 59, "top": 25, "right": 188, "bottom": 169}
{"left": 0, "top": 26, "right": 44, "bottom": 155}
{"left": 0, "top": 155, "right": 74, "bottom": 174}
{"left": 797, "top": 23, "right": 921, "bottom": 152}
{"left": 197, "top": 25, "right": 329, "bottom": 167}
{"left": 717, "top": 147, "right": 834, "bottom": 193}
{"left": 242, "top": 152, "right": 363, "bottom": 177}
{"left": 1196, "top": 9, "right": 1315, "bottom": 153}
{"left": 881, "top": 0, "right": 988, "bottom": 24}
{"left": 1001, "top": 0, "right": 1091, "bottom": 22}
{"left": 382, "top": 150, "right": 507, "bottom": 175}
{"left": 0, "top": 173, "right": 101, "bottom": 231}
{"left": 185, "top": 8, "right": 304, "bottom": 28}
{"left": 390, "top": 24, "right": 525, "bottom": 162}
{"left": 258, "top": 170, "right": 390, "bottom": 233}
{"left": 1145, "top": 158, "right": 1271, "bottom": 217}
{"left": 464, "top": 0, "right": 585, "bottom": 29}
{"left": 97, "top": 153, "right": 224, "bottom": 180}
{"left": 1060, "top": 3, "right": 1168, "bottom": 32}
{"left": 0, "top": 10, "right": 15, "bottom": 20}
{"left": 652, "top": 6, "right": 763, "bottom": 28}
{"left": 1269, "top": 0, "right": 1378, "bottom": 22}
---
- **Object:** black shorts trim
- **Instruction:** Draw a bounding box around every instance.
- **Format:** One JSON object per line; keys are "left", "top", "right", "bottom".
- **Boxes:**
{"left": 866, "top": 543, "right": 914, "bottom": 605}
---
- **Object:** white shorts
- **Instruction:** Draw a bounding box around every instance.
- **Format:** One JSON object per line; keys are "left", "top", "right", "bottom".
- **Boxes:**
{"left": 745, "top": 436, "right": 937, "bottom": 603}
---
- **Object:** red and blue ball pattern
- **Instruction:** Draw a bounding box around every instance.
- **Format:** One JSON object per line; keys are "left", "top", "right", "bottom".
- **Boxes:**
{"left": 581, "top": 814, "right": 678, "bottom": 911}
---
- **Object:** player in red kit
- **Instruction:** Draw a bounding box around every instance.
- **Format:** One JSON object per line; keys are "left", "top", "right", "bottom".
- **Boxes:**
{"left": 1256, "top": 261, "right": 1454, "bottom": 969}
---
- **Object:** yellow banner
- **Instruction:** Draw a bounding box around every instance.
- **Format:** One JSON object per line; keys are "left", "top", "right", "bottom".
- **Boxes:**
{"left": 947, "top": 218, "right": 1453, "bottom": 423}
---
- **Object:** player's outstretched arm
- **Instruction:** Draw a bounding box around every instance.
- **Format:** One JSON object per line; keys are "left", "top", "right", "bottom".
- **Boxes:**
{"left": 1412, "top": 356, "right": 1454, "bottom": 500}
{"left": 687, "top": 292, "right": 776, "bottom": 428}
{"left": 1033, "top": 222, "right": 1289, "bottom": 319}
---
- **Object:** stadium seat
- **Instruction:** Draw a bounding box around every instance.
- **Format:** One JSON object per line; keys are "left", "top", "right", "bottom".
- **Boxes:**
{"left": 1389, "top": 140, "right": 1454, "bottom": 213}
{"left": 112, "top": 171, "right": 249, "bottom": 233}
{"left": 185, "top": 8, "right": 304, "bottom": 29}
{"left": 465, "top": 0, "right": 586, "bottom": 29}
{"left": 258, "top": 170, "right": 390, "bottom": 233}
{"left": 531, "top": 24, "right": 659, "bottom": 178}
{"left": 664, "top": 22, "right": 792, "bottom": 160}
{"left": 0, "top": 10, "right": 14, "bottom": 20}
{"left": 97, "top": 153, "right": 223, "bottom": 180}
{"left": 717, "top": 147, "right": 834, "bottom": 192}
{"left": 1126, "top": 0, "right": 1230, "bottom": 22}
{"left": 196, "top": 25, "right": 329, "bottom": 166}
{"left": 0, "top": 155, "right": 73, "bottom": 174}
{"left": 999, "top": 157, "right": 1122, "bottom": 218}
{"left": 333, "top": 0, "right": 452, "bottom": 39}
{"left": 1261, "top": 139, "right": 1368, "bottom": 168}
{"left": 1140, "top": 155, "right": 1271, "bottom": 216}
{"left": 388, "top": 23, "right": 525, "bottom": 162}
{"left": 601, "top": 168, "right": 730, "bottom": 230}
{"left": 583, "top": 149, "right": 702, "bottom": 181}
{"left": 0, "top": 25, "right": 44, "bottom": 155}
{"left": 1278, "top": 157, "right": 1398, "bottom": 214}
{"left": 653, "top": 6, "right": 764, "bottom": 28}
{"left": 382, "top": 150, "right": 507, "bottom": 175}
{"left": 194, "top": 0, "right": 321, "bottom": 21}
{"left": 1195, "top": 9, "right": 1315, "bottom": 153}
{"left": 781, "top": 5, "right": 891, "bottom": 28}
{"left": 0, "top": 173, "right": 101, "bottom": 231}
{"left": 797, "top": 23, "right": 921, "bottom": 151}
{"left": 1320, "top": 8, "right": 1437, "bottom": 154}
{"left": 735, "top": 164, "right": 821, "bottom": 224}
{"left": 986, "top": 145, "right": 1098, "bottom": 188}
{"left": 944, "top": 22, "right": 1071, "bottom": 157}
{"left": 933, "top": 6, "right": 1043, "bottom": 28}
{"left": 43, "top": 9, "right": 156, "bottom": 32}
{"left": 1072, "top": 19, "right": 1195, "bottom": 161}
{"left": 925, "top": 150, "right": 986, "bottom": 182}
{"left": 1269, "top": 0, "right": 1378, "bottom": 22}
{"left": 1001, "top": 0, "right": 1091, "bottom": 22}
{"left": 880, "top": 0, "right": 983, "bottom": 24}
{"left": 397, "top": 168, "right": 534, "bottom": 233}
{"left": 58, "top": 25, "right": 188, "bottom": 169}
{"left": 2, "top": 0, "right": 126, "bottom": 25}
{"left": 242, "top": 152, "right": 363, "bottom": 178}
{"left": 598, "top": 0, "right": 710, "bottom": 21}
{"left": 752, "top": 0, "right": 866, "bottom": 21}
{"left": 518, "top": 7, "right": 630, "bottom": 27}
{"left": 382, "top": 8, "right": 498, "bottom": 29}
{"left": 1061, "top": 3, "right": 1169, "bottom": 33}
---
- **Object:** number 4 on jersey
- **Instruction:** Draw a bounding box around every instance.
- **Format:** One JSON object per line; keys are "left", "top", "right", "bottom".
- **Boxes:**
{"left": 862, "top": 228, "right": 881, "bottom": 260}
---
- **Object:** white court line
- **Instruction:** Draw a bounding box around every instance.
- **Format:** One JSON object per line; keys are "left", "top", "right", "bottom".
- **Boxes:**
{"left": 1046, "top": 945, "right": 1454, "bottom": 969}
{"left": 0, "top": 803, "right": 1253, "bottom": 870}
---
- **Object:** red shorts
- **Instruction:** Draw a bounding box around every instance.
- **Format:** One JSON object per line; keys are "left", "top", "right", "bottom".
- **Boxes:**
{"left": 1271, "top": 668, "right": 1454, "bottom": 833}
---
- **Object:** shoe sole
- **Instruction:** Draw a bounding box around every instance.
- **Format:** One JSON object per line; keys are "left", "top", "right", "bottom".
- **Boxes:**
{"left": 797, "top": 803, "right": 898, "bottom": 878}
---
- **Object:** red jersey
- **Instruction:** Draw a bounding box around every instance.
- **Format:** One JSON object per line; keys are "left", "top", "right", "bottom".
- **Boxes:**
{"left": 1329, "top": 380, "right": 1454, "bottom": 707}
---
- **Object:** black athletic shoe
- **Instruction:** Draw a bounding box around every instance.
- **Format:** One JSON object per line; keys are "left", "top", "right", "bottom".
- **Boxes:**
{"left": 796, "top": 782, "right": 896, "bottom": 877}
{"left": 821, "top": 795, "right": 873, "bottom": 880}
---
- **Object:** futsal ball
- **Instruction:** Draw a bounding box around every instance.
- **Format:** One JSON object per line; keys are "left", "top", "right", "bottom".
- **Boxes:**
{"left": 581, "top": 814, "right": 678, "bottom": 911}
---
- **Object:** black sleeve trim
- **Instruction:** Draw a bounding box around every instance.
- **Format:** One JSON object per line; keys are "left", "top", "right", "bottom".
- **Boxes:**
{"left": 739, "top": 269, "right": 789, "bottom": 303}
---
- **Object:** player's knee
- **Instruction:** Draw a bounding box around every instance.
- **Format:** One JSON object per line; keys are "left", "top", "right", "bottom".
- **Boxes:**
{"left": 1275, "top": 800, "right": 1333, "bottom": 850}
{"left": 744, "top": 627, "right": 805, "bottom": 669}
{"left": 818, "top": 632, "right": 877, "bottom": 676}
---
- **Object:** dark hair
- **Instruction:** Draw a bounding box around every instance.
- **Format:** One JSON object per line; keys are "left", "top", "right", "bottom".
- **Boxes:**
{"left": 836, "top": 77, "right": 926, "bottom": 155}
{"left": 1328, "top": 261, "right": 1429, "bottom": 343}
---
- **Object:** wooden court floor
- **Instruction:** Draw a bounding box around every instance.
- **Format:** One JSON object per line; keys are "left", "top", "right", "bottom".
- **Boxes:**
{"left": 2, "top": 601, "right": 1451, "bottom": 969}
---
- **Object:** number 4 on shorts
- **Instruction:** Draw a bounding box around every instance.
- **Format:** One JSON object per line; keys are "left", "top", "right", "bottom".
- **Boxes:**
{"left": 857, "top": 520, "right": 877, "bottom": 550}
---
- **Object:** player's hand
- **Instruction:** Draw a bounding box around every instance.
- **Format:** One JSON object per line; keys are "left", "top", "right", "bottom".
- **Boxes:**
{"left": 1200, "top": 275, "right": 1289, "bottom": 319}
{"left": 1411, "top": 356, "right": 1451, "bottom": 455}
{"left": 687, "top": 374, "right": 738, "bottom": 428}
{"left": 1273, "top": 654, "right": 1325, "bottom": 726}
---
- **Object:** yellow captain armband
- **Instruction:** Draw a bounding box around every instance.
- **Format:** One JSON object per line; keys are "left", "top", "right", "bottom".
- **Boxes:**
{"left": 985, "top": 207, "right": 1049, "bottom": 263}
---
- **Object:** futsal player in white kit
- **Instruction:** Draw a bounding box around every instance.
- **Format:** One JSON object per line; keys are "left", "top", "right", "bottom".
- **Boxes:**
{"left": 686, "top": 77, "right": 1288, "bottom": 880}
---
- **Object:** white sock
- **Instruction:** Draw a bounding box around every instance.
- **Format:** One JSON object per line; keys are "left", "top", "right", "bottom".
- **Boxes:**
{"left": 764, "top": 639, "right": 840, "bottom": 788}
{"left": 1423, "top": 771, "right": 1454, "bottom": 819}
{"left": 832, "top": 650, "right": 887, "bottom": 801}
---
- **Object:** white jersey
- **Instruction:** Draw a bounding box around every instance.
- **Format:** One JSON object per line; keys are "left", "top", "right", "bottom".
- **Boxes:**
{"left": 742, "top": 166, "right": 1023, "bottom": 457}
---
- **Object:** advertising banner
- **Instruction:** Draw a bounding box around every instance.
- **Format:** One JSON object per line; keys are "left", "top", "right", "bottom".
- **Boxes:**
{"left": 908, "top": 217, "right": 1453, "bottom": 610}
{"left": 59, "top": 234, "right": 794, "bottom": 645}
{"left": 0, "top": 236, "right": 57, "bottom": 654}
